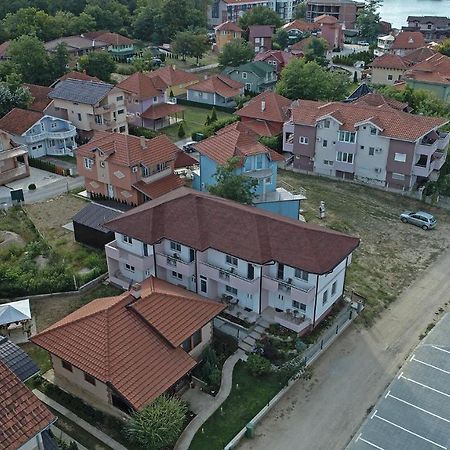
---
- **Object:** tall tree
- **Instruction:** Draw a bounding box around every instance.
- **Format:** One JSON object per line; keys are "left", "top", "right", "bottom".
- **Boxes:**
{"left": 238, "top": 6, "right": 282, "bottom": 30}
{"left": 0, "top": 73, "right": 33, "bottom": 118}
{"left": 83, "top": 0, "right": 130, "bottom": 32}
{"left": 49, "top": 42, "right": 69, "bottom": 80}
{"left": 132, "top": 5, "right": 159, "bottom": 40}
{"left": 218, "top": 38, "right": 254, "bottom": 67}
{"left": 209, "top": 157, "right": 258, "bottom": 205}
{"left": 356, "top": 0, "right": 382, "bottom": 43}
{"left": 173, "top": 31, "right": 209, "bottom": 64}
{"left": 294, "top": 1, "right": 307, "bottom": 19}
{"left": 274, "top": 28, "right": 289, "bottom": 50}
{"left": 78, "top": 51, "right": 116, "bottom": 82}
{"left": 303, "top": 37, "right": 328, "bottom": 65}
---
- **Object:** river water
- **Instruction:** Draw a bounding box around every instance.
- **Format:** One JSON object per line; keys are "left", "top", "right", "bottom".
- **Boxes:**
{"left": 378, "top": 0, "right": 450, "bottom": 28}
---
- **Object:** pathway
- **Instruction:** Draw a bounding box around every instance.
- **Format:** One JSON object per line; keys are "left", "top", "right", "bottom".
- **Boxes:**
{"left": 33, "top": 390, "right": 128, "bottom": 450}
{"left": 174, "top": 349, "right": 246, "bottom": 450}
{"left": 238, "top": 249, "right": 450, "bottom": 450}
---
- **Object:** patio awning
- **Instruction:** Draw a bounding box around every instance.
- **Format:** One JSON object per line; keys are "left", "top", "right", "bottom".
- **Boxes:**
{"left": 141, "top": 103, "right": 185, "bottom": 120}
{"left": 0, "top": 299, "right": 31, "bottom": 326}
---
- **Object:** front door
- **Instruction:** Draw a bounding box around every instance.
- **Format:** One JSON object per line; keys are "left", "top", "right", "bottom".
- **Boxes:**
{"left": 107, "top": 184, "right": 114, "bottom": 198}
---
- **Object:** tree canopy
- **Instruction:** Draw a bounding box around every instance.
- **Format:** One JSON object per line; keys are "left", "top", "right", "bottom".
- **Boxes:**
{"left": 437, "top": 38, "right": 450, "bottom": 57}
{"left": 78, "top": 51, "right": 116, "bottom": 82}
{"left": 303, "top": 37, "right": 328, "bottom": 65}
{"left": 356, "top": 0, "right": 382, "bottom": 43}
{"left": 218, "top": 39, "right": 254, "bottom": 68}
{"left": 0, "top": 73, "right": 33, "bottom": 118}
{"left": 276, "top": 59, "right": 350, "bottom": 101}
{"left": 172, "top": 30, "right": 209, "bottom": 64}
{"left": 238, "top": 6, "right": 282, "bottom": 30}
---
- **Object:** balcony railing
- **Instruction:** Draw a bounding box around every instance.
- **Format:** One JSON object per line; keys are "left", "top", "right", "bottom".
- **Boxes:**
{"left": 24, "top": 128, "right": 76, "bottom": 144}
{"left": 200, "top": 260, "right": 258, "bottom": 286}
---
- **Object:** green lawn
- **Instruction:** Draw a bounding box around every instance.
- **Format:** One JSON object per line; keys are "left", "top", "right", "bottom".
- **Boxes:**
{"left": 189, "top": 362, "right": 286, "bottom": 450}
{"left": 21, "top": 342, "right": 51, "bottom": 373}
{"left": 160, "top": 106, "right": 233, "bottom": 142}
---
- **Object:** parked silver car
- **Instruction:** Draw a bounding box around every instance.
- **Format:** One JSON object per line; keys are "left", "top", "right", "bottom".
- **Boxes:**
{"left": 400, "top": 211, "right": 437, "bottom": 230}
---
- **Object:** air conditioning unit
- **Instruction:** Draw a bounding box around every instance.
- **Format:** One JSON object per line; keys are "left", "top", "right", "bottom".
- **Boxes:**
{"left": 375, "top": 148, "right": 382, "bottom": 153}
{"left": 374, "top": 167, "right": 382, "bottom": 173}
{"left": 132, "top": 166, "right": 138, "bottom": 173}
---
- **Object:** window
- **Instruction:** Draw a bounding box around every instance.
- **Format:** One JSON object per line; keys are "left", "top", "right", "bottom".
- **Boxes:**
{"left": 324, "top": 119, "right": 330, "bottom": 128}
{"left": 338, "top": 131, "right": 356, "bottom": 143}
{"left": 125, "top": 263, "right": 135, "bottom": 272}
{"left": 370, "top": 127, "right": 377, "bottom": 135}
{"left": 242, "top": 72, "right": 247, "bottom": 79}
{"left": 247, "top": 263, "right": 254, "bottom": 280}
{"left": 322, "top": 139, "right": 328, "bottom": 147}
{"left": 322, "top": 290, "right": 329, "bottom": 305}
{"left": 323, "top": 160, "right": 333, "bottom": 165}
{"left": 299, "top": 303, "right": 307, "bottom": 311}
{"left": 145, "top": 268, "right": 152, "bottom": 277}
{"left": 122, "top": 235, "right": 133, "bottom": 244}
{"left": 153, "top": 97, "right": 158, "bottom": 102}
{"left": 170, "top": 241, "right": 181, "bottom": 252}
{"left": 387, "top": 74, "right": 393, "bottom": 80}
{"left": 62, "top": 360, "right": 72, "bottom": 372}
{"left": 171, "top": 271, "right": 183, "bottom": 279}
{"left": 84, "top": 373, "right": 96, "bottom": 385}
{"left": 156, "top": 161, "right": 168, "bottom": 172}
{"left": 394, "top": 153, "right": 407, "bottom": 162}
{"left": 100, "top": 161, "right": 105, "bottom": 168}
{"left": 360, "top": 145, "right": 365, "bottom": 150}
{"left": 118, "top": 109, "right": 124, "bottom": 114}
{"left": 200, "top": 276, "right": 207, "bottom": 293}
{"left": 369, "top": 147, "right": 375, "bottom": 156}
{"left": 331, "top": 281, "right": 337, "bottom": 295}
{"left": 299, "top": 136, "right": 309, "bottom": 145}
{"left": 192, "top": 329, "right": 202, "bottom": 347}
{"left": 116, "top": 96, "right": 123, "bottom": 101}
{"left": 392, "top": 172, "right": 405, "bottom": 181}
{"left": 294, "top": 268, "right": 309, "bottom": 281}
{"left": 77, "top": 113, "right": 82, "bottom": 121}
{"left": 245, "top": 83, "right": 251, "bottom": 91}
{"left": 143, "top": 243, "right": 149, "bottom": 256}
{"left": 256, "top": 154, "right": 263, "bottom": 169}
{"left": 292, "top": 300, "right": 300, "bottom": 309}
{"left": 336, "top": 152, "right": 353, "bottom": 163}
{"left": 225, "top": 285, "right": 238, "bottom": 295}
{"left": 83, "top": 157, "right": 94, "bottom": 169}
{"left": 226, "top": 254, "right": 238, "bottom": 266}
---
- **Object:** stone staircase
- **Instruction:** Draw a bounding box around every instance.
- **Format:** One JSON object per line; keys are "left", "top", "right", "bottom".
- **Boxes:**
{"left": 238, "top": 317, "right": 270, "bottom": 353}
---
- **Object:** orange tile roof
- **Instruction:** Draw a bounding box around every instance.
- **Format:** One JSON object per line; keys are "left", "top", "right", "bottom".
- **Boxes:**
{"left": 116, "top": 72, "right": 163, "bottom": 100}
{"left": 23, "top": 84, "right": 52, "bottom": 112}
{"left": 402, "top": 47, "right": 436, "bottom": 65}
{"left": 32, "top": 278, "right": 224, "bottom": 410}
{"left": 353, "top": 93, "right": 408, "bottom": 111}
{"left": 371, "top": 53, "right": 408, "bottom": 69}
{"left": 84, "top": 31, "right": 134, "bottom": 46}
{"left": 290, "top": 36, "right": 325, "bottom": 53}
{"left": 188, "top": 74, "right": 243, "bottom": 98}
{"left": 141, "top": 102, "right": 185, "bottom": 120}
{"left": 147, "top": 66, "right": 199, "bottom": 89}
{"left": 76, "top": 132, "right": 178, "bottom": 168}
{"left": 254, "top": 50, "right": 293, "bottom": 66}
{"left": 174, "top": 150, "right": 198, "bottom": 169}
{"left": 58, "top": 71, "right": 101, "bottom": 83}
{"left": 392, "top": 31, "right": 425, "bottom": 50}
{"left": 291, "top": 100, "right": 448, "bottom": 142}
{"left": 0, "top": 361, "right": 55, "bottom": 450}
{"left": 239, "top": 118, "right": 281, "bottom": 137}
{"left": 133, "top": 173, "right": 185, "bottom": 199}
{"left": 282, "top": 20, "right": 318, "bottom": 32}
{"left": 0, "top": 108, "right": 43, "bottom": 135}
{"left": 215, "top": 21, "right": 243, "bottom": 32}
{"left": 314, "top": 14, "right": 338, "bottom": 24}
{"left": 404, "top": 53, "right": 450, "bottom": 85}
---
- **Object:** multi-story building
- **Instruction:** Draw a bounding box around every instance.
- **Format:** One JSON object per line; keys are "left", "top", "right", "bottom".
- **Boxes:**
{"left": 104, "top": 187, "right": 359, "bottom": 334}
{"left": 305, "top": 0, "right": 358, "bottom": 29}
{"left": 314, "top": 14, "right": 344, "bottom": 50}
{"left": 215, "top": 21, "right": 243, "bottom": 52}
{"left": 0, "top": 108, "right": 77, "bottom": 158}
{"left": 0, "top": 133, "right": 29, "bottom": 186}
{"left": 146, "top": 66, "right": 199, "bottom": 98}
{"left": 223, "top": 61, "right": 277, "bottom": 93}
{"left": 249, "top": 25, "right": 275, "bottom": 53}
{"left": 254, "top": 50, "right": 294, "bottom": 75}
{"left": 76, "top": 131, "right": 184, "bottom": 205}
{"left": 283, "top": 100, "right": 449, "bottom": 190}
{"left": 49, "top": 78, "right": 128, "bottom": 138}
{"left": 374, "top": 31, "right": 426, "bottom": 57}
{"left": 405, "top": 16, "right": 450, "bottom": 41}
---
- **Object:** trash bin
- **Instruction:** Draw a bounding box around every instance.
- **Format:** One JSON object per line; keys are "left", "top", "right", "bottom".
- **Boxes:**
{"left": 245, "top": 423, "right": 255, "bottom": 438}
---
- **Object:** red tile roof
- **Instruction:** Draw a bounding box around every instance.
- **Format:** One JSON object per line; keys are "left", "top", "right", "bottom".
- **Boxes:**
{"left": 57, "top": 71, "right": 101, "bottom": 83}
{"left": 403, "top": 53, "right": 450, "bottom": 86}
{"left": 215, "top": 21, "right": 243, "bottom": 32}
{"left": 402, "top": 47, "right": 436, "bottom": 65}
{"left": 314, "top": 14, "right": 338, "bottom": 24}
{"left": 147, "top": 66, "right": 199, "bottom": 90}
{"left": 83, "top": 31, "right": 134, "bottom": 46}
{"left": 240, "top": 119, "right": 281, "bottom": 137}
{"left": 254, "top": 50, "right": 293, "bottom": 66}
{"left": 353, "top": 93, "right": 408, "bottom": 111}
{"left": 249, "top": 25, "right": 275, "bottom": 39}
{"left": 0, "top": 361, "right": 55, "bottom": 450}
{"left": 392, "top": 32, "right": 425, "bottom": 50}
{"left": 291, "top": 100, "right": 448, "bottom": 142}
{"left": 174, "top": 151, "right": 198, "bottom": 169}
{"left": 106, "top": 187, "right": 360, "bottom": 274}
{"left": 32, "top": 277, "right": 224, "bottom": 410}
{"left": 23, "top": 84, "right": 52, "bottom": 112}
{"left": 76, "top": 132, "right": 178, "bottom": 168}
{"left": 141, "top": 102, "right": 185, "bottom": 120}
{"left": 371, "top": 53, "right": 408, "bottom": 70}
{"left": 0, "top": 108, "right": 43, "bottom": 135}
{"left": 188, "top": 74, "right": 243, "bottom": 98}
{"left": 133, "top": 173, "right": 185, "bottom": 199}
{"left": 282, "top": 20, "right": 319, "bottom": 33}
{"left": 117, "top": 72, "right": 163, "bottom": 99}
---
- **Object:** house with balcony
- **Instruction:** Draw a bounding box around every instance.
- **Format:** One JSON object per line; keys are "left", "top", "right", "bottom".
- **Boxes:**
{"left": 405, "top": 16, "right": 450, "bottom": 41}
{"left": 104, "top": 187, "right": 359, "bottom": 335}
{"left": 76, "top": 131, "right": 184, "bottom": 205}
{"left": 0, "top": 134, "right": 29, "bottom": 186}
{"left": 49, "top": 78, "right": 128, "bottom": 139}
{"left": 283, "top": 100, "right": 449, "bottom": 190}
{"left": 83, "top": 31, "right": 136, "bottom": 62}
{"left": 0, "top": 108, "right": 77, "bottom": 158}
{"left": 32, "top": 277, "right": 224, "bottom": 417}
{"left": 186, "top": 75, "right": 244, "bottom": 107}
{"left": 117, "top": 72, "right": 185, "bottom": 129}
{"left": 374, "top": 32, "right": 426, "bottom": 57}
{"left": 223, "top": 61, "right": 277, "bottom": 93}
{"left": 215, "top": 21, "right": 243, "bottom": 52}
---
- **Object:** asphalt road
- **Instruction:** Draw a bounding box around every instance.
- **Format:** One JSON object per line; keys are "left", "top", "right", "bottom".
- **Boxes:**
{"left": 238, "top": 250, "right": 450, "bottom": 450}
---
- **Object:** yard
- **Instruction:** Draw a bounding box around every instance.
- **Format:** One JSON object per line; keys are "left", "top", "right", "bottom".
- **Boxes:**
{"left": 279, "top": 169, "right": 450, "bottom": 324}
{"left": 160, "top": 105, "right": 234, "bottom": 142}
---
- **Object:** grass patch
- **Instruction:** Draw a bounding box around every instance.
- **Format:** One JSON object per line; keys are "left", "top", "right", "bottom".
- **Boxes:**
{"left": 189, "top": 361, "right": 286, "bottom": 450}
{"left": 21, "top": 342, "right": 51, "bottom": 372}
{"left": 160, "top": 106, "right": 233, "bottom": 141}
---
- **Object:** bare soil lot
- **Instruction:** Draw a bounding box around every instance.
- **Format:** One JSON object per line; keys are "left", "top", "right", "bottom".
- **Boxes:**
{"left": 279, "top": 170, "right": 450, "bottom": 324}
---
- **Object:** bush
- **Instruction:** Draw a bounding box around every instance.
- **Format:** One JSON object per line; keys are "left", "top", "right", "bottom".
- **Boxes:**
{"left": 115, "top": 64, "right": 137, "bottom": 75}
{"left": 332, "top": 50, "right": 373, "bottom": 67}
{"left": 128, "top": 125, "right": 161, "bottom": 139}
{"left": 192, "top": 116, "right": 240, "bottom": 140}
{"left": 178, "top": 122, "right": 186, "bottom": 139}
{"left": 246, "top": 354, "right": 271, "bottom": 376}
{"left": 260, "top": 134, "right": 283, "bottom": 151}
{"left": 28, "top": 183, "right": 36, "bottom": 190}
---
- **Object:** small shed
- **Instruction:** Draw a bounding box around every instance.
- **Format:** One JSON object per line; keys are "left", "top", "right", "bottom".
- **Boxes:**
{"left": 0, "top": 299, "right": 32, "bottom": 343}
{"left": 72, "top": 202, "right": 124, "bottom": 249}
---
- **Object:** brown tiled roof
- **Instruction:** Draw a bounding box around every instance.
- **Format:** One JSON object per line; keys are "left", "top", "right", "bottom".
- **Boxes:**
{"left": 147, "top": 66, "right": 199, "bottom": 89}
{"left": 0, "top": 108, "right": 43, "bottom": 135}
{"left": 282, "top": 20, "right": 318, "bottom": 32}
{"left": 105, "top": 188, "right": 360, "bottom": 274}
{"left": 23, "top": 84, "right": 52, "bottom": 112}
{"left": 291, "top": 100, "right": 448, "bottom": 142}
{"left": 371, "top": 53, "right": 408, "bottom": 69}
{"left": 314, "top": 14, "right": 338, "bottom": 24}
{"left": 133, "top": 173, "right": 185, "bottom": 199}
{"left": 0, "top": 361, "right": 55, "bottom": 450}
{"left": 141, "top": 102, "right": 185, "bottom": 120}
{"left": 254, "top": 50, "right": 293, "bottom": 66}
{"left": 117, "top": 72, "right": 163, "bottom": 100}
{"left": 353, "top": 93, "right": 408, "bottom": 111}
{"left": 290, "top": 36, "right": 329, "bottom": 52}
{"left": 0, "top": 41, "right": 10, "bottom": 58}
{"left": 84, "top": 31, "right": 134, "bottom": 46}
{"left": 32, "top": 277, "right": 224, "bottom": 410}
{"left": 236, "top": 91, "right": 292, "bottom": 127}
{"left": 188, "top": 75, "right": 243, "bottom": 98}
{"left": 76, "top": 132, "right": 178, "bottom": 168}
{"left": 392, "top": 31, "right": 425, "bottom": 50}
{"left": 58, "top": 71, "right": 101, "bottom": 83}
{"left": 240, "top": 118, "right": 281, "bottom": 136}
{"left": 215, "top": 21, "right": 243, "bottom": 32}
{"left": 248, "top": 25, "right": 275, "bottom": 39}
{"left": 402, "top": 47, "right": 436, "bottom": 65}
{"left": 403, "top": 53, "right": 450, "bottom": 85}
{"left": 174, "top": 151, "right": 198, "bottom": 169}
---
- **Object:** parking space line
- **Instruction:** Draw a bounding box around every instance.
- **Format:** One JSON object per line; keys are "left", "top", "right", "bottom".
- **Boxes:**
{"left": 356, "top": 434, "right": 385, "bottom": 450}
{"left": 386, "top": 392, "right": 450, "bottom": 424}
{"left": 373, "top": 413, "right": 447, "bottom": 449}
{"left": 432, "top": 346, "right": 450, "bottom": 355}
{"left": 411, "top": 356, "right": 450, "bottom": 374}
{"left": 400, "top": 374, "right": 450, "bottom": 399}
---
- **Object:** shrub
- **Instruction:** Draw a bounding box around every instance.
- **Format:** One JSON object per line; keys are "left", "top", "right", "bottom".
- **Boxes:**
{"left": 115, "top": 64, "right": 137, "bottom": 75}
{"left": 128, "top": 125, "right": 161, "bottom": 139}
{"left": 210, "top": 107, "right": 218, "bottom": 123}
{"left": 260, "top": 134, "right": 283, "bottom": 151}
{"left": 28, "top": 183, "right": 36, "bottom": 190}
{"left": 192, "top": 116, "right": 239, "bottom": 140}
{"left": 332, "top": 50, "right": 373, "bottom": 67}
{"left": 246, "top": 354, "right": 271, "bottom": 376}
{"left": 178, "top": 122, "right": 186, "bottom": 139}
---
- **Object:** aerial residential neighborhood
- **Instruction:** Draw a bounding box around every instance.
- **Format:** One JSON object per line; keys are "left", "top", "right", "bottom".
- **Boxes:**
{"left": 1, "top": 1, "right": 450, "bottom": 450}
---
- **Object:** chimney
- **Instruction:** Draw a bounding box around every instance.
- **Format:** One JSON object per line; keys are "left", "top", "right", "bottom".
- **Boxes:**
{"left": 261, "top": 100, "right": 266, "bottom": 112}
{"left": 130, "top": 283, "right": 141, "bottom": 299}
{"left": 140, "top": 136, "right": 146, "bottom": 149}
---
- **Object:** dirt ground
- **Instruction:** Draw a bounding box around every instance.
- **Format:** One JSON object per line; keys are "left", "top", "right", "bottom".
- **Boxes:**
{"left": 279, "top": 170, "right": 450, "bottom": 323}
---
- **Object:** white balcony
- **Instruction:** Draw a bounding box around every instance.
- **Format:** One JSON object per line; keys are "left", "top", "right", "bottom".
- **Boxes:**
{"left": 262, "top": 276, "right": 315, "bottom": 304}
{"left": 105, "top": 240, "right": 153, "bottom": 272}
{"left": 155, "top": 252, "right": 195, "bottom": 276}
{"left": 261, "top": 307, "right": 312, "bottom": 334}
{"left": 24, "top": 128, "right": 76, "bottom": 144}
{"left": 412, "top": 164, "right": 431, "bottom": 177}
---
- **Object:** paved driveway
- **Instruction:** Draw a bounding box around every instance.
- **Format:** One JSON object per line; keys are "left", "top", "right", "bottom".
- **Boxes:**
{"left": 238, "top": 250, "right": 450, "bottom": 450}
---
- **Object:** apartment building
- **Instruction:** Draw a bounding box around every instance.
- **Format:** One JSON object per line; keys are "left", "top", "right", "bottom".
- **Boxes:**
{"left": 104, "top": 188, "right": 359, "bottom": 334}
{"left": 49, "top": 78, "right": 128, "bottom": 138}
{"left": 76, "top": 131, "right": 183, "bottom": 205}
{"left": 405, "top": 16, "right": 450, "bottom": 41}
{"left": 283, "top": 100, "right": 449, "bottom": 190}
{"left": 305, "top": 0, "right": 358, "bottom": 29}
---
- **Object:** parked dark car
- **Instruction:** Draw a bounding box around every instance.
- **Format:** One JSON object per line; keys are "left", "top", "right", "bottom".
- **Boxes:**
{"left": 182, "top": 141, "right": 197, "bottom": 153}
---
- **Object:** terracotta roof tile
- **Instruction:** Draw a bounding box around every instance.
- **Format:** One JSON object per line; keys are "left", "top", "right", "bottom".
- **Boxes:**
{"left": 106, "top": 187, "right": 360, "bottom": 274}
{"left": 32, "top": 278, "right": 224, "bottom": 410}
{"left": 282, "top": 20, "right": 319, "bottom": 32}
{"left": 116, "top": 72, "right": 163, "bottom": 100}
{"left": 392, "top": 31, "right": 425, "bottom": 50}
{"left": 314, "top": 14, "right": 338, "bottom": 24}
{"left": 174, "top": 151, "right": 198, "bottom": 169}
{"left": 254, "top": 50, "right": 293, "bottom": 66}
{"left": 371, "top": 53, "right": 408, "bottom": 69}
{"left": 402, "top": 47, "right": 436, "bottom": 65}
{"left": 188, "top": 74, "right": 243, "bottom": 98}
{"left": 0, "top": 361, "right": 54, "bottom": 450}
{"left": 0, "top": 108, "right": 43, "bottom": 136}
{"left": 23, "top": 84, "right": 52, "bottom": 112}
{"left": 141, "top": 103, "right": 185, "bottom": 120}
{"left": 83, "top": 31, "right": 134, "bottom": 46}
{"left": 403, "top": 53, "right": 450, "bottom": 86}
{"left": 215, "top": 21, "right": 243, "bottom": 32}
{"left": 147, "top": 66, "right": 198, "bottom": 89}
{"left": 57, "top": 71, "right": 101, "bottom": 83}
{"left": 248, "top": 25, "right": 275, "bottom": 38}
{"left": 133, "top": 173, "right": 185, "bottom": 199}
{"left": 353, "top": 93, "right": 408, "bottom": 111}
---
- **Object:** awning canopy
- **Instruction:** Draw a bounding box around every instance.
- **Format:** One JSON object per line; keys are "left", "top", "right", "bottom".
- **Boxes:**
{"left": 0, "top": 299, "right": 31, "bottom": 326}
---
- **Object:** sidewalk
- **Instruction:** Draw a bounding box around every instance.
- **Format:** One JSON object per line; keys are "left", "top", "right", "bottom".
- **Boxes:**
{"left": 33, "top": 390, "right": 128, "bottom": 450}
